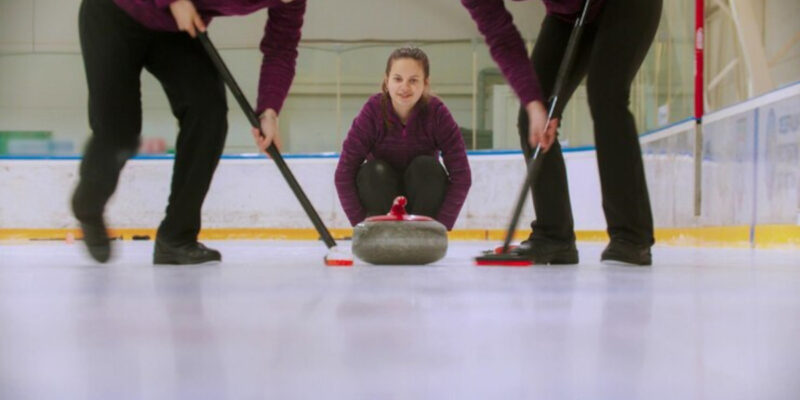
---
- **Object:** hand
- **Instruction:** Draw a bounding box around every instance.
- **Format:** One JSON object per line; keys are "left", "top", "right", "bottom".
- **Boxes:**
{"left": 252, "top": 109, "right": 282, "bottom": 155}
{"left": 169, "top": 0, "right": 205, "bottom": 38}
{"left": 525, "top": 100, "right": 559, "bottom": 153}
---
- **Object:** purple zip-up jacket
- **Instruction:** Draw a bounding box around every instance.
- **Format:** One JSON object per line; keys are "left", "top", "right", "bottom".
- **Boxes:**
{"left": 462, "top": 0, "right": 605, "bottom": 105}
{"left": 335, "top": 94, "right": 472, "bottom": 230}
{"left": 113, "top": 0, "right": 305, "bottom": 115}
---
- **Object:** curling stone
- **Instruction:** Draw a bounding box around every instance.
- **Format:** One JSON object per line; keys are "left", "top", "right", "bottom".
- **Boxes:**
{"left": 352, "top": 196, "right": 447, "bottom": 265}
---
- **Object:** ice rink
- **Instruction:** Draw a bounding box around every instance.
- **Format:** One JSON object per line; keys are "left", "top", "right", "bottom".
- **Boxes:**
{"left": 1, "top": 240, "right": 799, "bottom": 399}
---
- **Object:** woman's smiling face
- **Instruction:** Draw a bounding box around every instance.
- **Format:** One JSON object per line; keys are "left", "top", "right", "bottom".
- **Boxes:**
{"left": 385, "top": 58, "right": 428, "bottom": 110}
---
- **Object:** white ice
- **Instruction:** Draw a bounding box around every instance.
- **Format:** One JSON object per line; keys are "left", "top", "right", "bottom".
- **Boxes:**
{"left": 1, "top": 240, "right": 799, "bottom": 399}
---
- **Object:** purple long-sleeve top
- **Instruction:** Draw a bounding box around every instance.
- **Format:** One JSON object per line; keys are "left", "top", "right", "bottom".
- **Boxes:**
{"left": 113, "top": 0, "right": 305, "bottom": 115}
{"left": 335, "top": 94, "right": 472, "bottom": 230}
{"left": 462, "top": 0, "right": 605, "bottom": 105}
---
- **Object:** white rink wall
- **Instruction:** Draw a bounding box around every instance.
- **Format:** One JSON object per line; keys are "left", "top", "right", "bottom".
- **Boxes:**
{"left": 0, "top": 151, "right": 614, "bottom": 231}
{"left": 0, "top": 155, "right": 544, "bottom": 231}
{"left": 2, "top": 83, "right": 798, "bottom": 232}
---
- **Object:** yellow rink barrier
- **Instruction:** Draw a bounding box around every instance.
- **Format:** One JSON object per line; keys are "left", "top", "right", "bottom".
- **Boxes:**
{"left": 1, "top": 225, "right": 798, "bottom": 249}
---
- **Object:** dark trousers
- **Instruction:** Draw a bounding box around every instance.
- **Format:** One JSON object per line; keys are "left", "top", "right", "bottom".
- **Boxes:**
{"left": 518, "top": 0, "right": 662, "bottom": 246}
{"left": 72, "top": 0, "right": 227, "bottom": 245}
{"left": 356, "top": 156, "right": 448, "bottom": 218}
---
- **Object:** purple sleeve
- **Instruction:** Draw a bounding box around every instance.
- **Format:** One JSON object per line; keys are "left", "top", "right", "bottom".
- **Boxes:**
{"left": 255, "top": 0, "right": 306, "bottom": 116}
{"left": 334, "top": 101, "right": 377, "bottom": 226}
{"left": 462, "top": 0, "right": 542, "bottom": 105}
{"left": 433, "top": 102, "right": 472, "bottom": 230}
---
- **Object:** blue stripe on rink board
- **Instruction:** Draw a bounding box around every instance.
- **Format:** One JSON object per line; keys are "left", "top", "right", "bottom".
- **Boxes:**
{"left": 0, "top": 118, "right": 695, "bottom": 161}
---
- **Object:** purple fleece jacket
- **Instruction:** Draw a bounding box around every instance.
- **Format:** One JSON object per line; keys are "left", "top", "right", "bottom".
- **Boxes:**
{"left": 113, "top": 0, "right": 305, "bottom": 115}
{"left": 335, "top": 94, "right": 472, "bottom": 230}
{"left": 462, "top": 0, "right": 605, "bottom": 105}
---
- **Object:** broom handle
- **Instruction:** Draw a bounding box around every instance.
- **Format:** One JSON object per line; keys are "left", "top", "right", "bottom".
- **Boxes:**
{"left": 197, "top": 32, "right": 337, "bottom": 249}
{"left": 500, "top": 0, "right": 592, "bottom": 253}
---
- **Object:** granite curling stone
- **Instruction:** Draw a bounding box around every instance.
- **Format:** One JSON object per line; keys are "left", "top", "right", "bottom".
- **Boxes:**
{"left": 352, "top": 196, "right": 448, "bottom": 265}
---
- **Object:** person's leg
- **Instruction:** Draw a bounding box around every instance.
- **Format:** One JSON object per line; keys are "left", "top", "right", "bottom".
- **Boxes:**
{"left": 356, "top": 159, "right": 403, "bottom": 217}
{"left": 586, "top": 0, "right": 662, "bottom": 265}
{"left": 403, "top": 155, "right": 448, "bottom": 218}
{"left": 144, "top": 31, "right": 228, "bottom": 264}
{"left": 512, "top": 15, "right": 596, "bottom": 263}
{"left": 72, "top": 0, "right": 150, "bottom": 262}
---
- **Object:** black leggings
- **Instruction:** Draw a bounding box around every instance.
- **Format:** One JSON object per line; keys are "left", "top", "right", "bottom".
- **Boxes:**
{"left": 72, "top": 0, "right": 227, "bottom": 245}
{"left": 356, "top": 156, "right": 448, "bottom": 218}
{"left": 517, "top": 0, "right": 662, "bottom": 246}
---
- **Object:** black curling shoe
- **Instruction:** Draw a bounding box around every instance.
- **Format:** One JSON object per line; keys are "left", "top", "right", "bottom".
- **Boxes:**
{"left": 601, "top": 239, "right": 652, "bottom": 266}
{"left": 511, "top": 237, "right": 579, "bottom": 265}
{"left": 79, "top": 219, "right": 112, "bottom": 263}
{"left": 72, "top": 190, "right": 111, "bottom": 263}
{"left": 153, "top": 240, "right": 221, "bottom": 265}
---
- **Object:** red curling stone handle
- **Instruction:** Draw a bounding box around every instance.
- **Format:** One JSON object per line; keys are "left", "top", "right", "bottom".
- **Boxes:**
{"left": 364, "top": 196, "right": 434, "bottom": 222}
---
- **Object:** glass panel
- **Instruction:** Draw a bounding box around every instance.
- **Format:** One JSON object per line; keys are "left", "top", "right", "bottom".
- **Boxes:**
{"left": 8, "top": 0, "right": 799, "bottom": 156}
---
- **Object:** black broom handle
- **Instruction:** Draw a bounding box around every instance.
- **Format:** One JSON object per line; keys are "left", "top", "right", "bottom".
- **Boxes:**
{"left": 197, "top": 32, "right": 337, "bottom": 249}
{"left": 500, "top": 0, "right": 592, "bottom": 253}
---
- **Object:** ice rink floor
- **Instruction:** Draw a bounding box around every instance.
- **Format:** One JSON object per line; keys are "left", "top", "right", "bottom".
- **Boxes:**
{"left": 1, "top": 240, "right": 799, "bottom": 399}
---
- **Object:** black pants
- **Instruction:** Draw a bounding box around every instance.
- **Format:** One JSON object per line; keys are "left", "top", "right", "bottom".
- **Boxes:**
{"left": 72, "top": 0, "right": 227, "bottom": 245}
{"left": 356, "top": 156, "right": 448, "bottom": 218}
{"left": 518, "top": 0, "right": 662, "bottom": 246}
